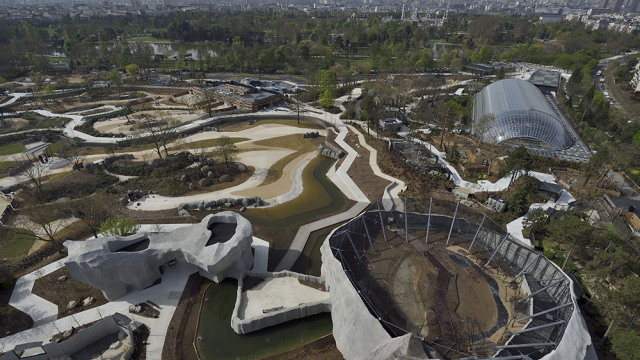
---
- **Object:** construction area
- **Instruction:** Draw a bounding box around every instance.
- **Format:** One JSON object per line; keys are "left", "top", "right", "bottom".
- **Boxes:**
{"left": 328, "top": 199, "right": 580, "bottom": 359}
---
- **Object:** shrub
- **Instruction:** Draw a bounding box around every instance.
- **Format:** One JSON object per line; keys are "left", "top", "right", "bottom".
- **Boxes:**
{"left": 99, "top": 217, "right": 140, "bottom": 237}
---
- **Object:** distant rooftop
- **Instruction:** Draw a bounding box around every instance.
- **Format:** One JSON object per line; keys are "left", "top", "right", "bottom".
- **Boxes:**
{"left": 528, "top": 69, "right": 561, "bottom": 89}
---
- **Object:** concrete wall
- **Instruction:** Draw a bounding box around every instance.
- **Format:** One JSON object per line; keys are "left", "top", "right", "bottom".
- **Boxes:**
{"left": 0, "top": 315, "right": 133, "bottom": 360}
{"left": 230, "top": 270, "right": 330, "bottom": 334}
{"left": 321, "top": 229, "right": 392, "bottom": 360}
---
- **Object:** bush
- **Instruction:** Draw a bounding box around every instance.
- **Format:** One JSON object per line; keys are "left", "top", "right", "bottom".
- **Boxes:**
{"left": 99, "top": 217, "right": 140, "bottom": 237}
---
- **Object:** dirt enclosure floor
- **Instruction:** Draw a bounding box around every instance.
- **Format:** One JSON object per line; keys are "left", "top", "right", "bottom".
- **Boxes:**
{"left": 342, "top": 227, "right": 527, "bottom": 359}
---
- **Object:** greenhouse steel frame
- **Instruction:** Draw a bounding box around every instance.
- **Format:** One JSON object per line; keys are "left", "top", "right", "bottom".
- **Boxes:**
{"left": 472, "top": 79, "right": 572, "bottom": 152}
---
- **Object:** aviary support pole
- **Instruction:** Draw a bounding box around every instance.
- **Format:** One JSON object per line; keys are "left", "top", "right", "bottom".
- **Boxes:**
{"left": 468, "top": 214, "right": 487, "bottom": 254}
{"left": 446, "top": 201, "right": 460, "bottom": 246}
{"left": 362, "top": 216, "right": 375, "bottom": 253}
{"left": 404, "top": 196, "right": 408, "bottom": 242}
{"left": 484, "top": 234, "right": 509, "bottom": 268}
{"left": 376, "top": 200, "right": 387, "bottom": 243}
{"left": 426, "top": 197, "right": 432, "bottom": 244}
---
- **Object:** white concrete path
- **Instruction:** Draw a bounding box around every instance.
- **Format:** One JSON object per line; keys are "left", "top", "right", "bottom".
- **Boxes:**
{"left": 8, "top": 260, "right": 64, "bottom": 326}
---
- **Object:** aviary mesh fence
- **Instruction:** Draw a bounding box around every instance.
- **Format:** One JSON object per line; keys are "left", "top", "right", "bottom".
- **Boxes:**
{"left": 328, "top": 198, "right": 577, "bottom": 359}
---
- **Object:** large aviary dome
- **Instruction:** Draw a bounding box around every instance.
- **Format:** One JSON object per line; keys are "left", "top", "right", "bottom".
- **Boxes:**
{"left": 472, "top": 79, "right": 572, "bottom": 151}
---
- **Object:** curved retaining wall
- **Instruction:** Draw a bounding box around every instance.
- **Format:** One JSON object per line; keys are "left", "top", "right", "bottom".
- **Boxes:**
{"left": 320, "top": 225, "right": 393, "bottom": 360}
{"left": 230, "top": 270, "right": 331, "bottom": 334}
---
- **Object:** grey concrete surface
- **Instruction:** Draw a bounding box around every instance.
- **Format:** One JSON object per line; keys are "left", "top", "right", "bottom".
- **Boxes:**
{"left": 320, "top": 237, "right": 392, "bottom": 360}
{"left": 64, "top": 212, "right": 253, "bottom": 300}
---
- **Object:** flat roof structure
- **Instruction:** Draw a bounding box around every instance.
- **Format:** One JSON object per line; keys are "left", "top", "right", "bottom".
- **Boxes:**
{"left": 528, "top": 69, "right": 561, "bottom": 92}
{"left": 200, "top": 82, "right": 283, "bottom": 111}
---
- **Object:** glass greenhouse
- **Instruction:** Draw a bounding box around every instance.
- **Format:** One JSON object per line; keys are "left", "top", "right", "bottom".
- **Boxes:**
{"left": 472, "top": 79, "right": 572, "bottom": 151}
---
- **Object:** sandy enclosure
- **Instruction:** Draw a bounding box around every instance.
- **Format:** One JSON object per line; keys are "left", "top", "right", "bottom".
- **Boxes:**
{"left": 344, "top": 227, "right": 526, "bottom": 359}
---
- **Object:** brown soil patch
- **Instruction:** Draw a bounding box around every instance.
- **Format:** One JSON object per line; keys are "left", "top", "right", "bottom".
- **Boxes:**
{"left": 346, "top": 227, "right": 526, "bottom": 359}
{"left": 343, "top": 130, "right": 391, "bottom": 202}
{"left": 113, "top": 164, "right": 255, "bottom": 198}
{"left": 162, "top": 273, "right": 209, "bottom": 360}
{"left": 233, "top": 151, "right": 313, "bottom": 200}
{"left": 32, "top": 267, "right": 108, "bottom": 318}
{"left": 132, "top": 325, "right": 151, "bottom": 360}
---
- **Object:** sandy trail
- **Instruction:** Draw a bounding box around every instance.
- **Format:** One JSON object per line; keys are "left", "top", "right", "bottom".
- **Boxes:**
{"left": 232, "top": 151, "right": 314, "bottom": 200}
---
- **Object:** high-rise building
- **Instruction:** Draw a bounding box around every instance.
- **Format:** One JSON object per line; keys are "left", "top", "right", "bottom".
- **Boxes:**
{"left": 613, "top": 0, "right": 624, "bottom": 11}
{"left": 599, "top": 0, "right": 610, "bottom": 7}
{"left": 630, "top": 0, "right": 640, "bottom": 11}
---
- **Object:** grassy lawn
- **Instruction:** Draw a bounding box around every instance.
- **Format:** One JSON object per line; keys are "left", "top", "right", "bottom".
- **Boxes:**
{"left": 0, "top": 230, "right": 36, "bottom": 260}
{"left": 251, "top": 134, "right": 325, "bottom": 186}
{"left": 0, "top": 142, "right": 26, "bottom": 156}
{"left": 171, "top": 137, "right": 249, "bottom": 150}
{"left": 334, "top": 56, "right": 371, "bottom": 66}
{"left": 221, "top": 119, "right": 323, "bottom": 132}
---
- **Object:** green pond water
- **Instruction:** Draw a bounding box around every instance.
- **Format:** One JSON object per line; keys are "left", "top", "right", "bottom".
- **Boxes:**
{"left": 195, "top": 155, "right": 348, "bottom": 228}
{"left": 195, "top": 279, "right": 333, "bottom": 360}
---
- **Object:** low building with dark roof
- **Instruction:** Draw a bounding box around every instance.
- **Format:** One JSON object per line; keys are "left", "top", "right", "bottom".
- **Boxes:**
{"left": 196, "top": 82, "right": 283, "bottom": 111}
{"left": 603, "top": 194, "right": 640, "bottom": 232}
{"left": 528, "top": 69, "right": 561, "bottom": 93}
{"left": 538, "top": 181, "right": 564, "bottom": 202}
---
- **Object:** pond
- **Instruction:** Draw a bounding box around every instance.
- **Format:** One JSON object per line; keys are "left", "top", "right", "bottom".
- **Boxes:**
{"left": 195, "top": 279, "right": 333, "bottom": 360}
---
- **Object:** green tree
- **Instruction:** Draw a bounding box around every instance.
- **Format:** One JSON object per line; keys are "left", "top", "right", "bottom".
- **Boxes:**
{"left": 125, "top": 63, "right": 139, "bottom": 81}
{"left": 610, "top": 329, "right": 640, "bottom": 360}
{"left": 523, "top": 207, "right": 547, "bottom": 235}
{"left": 504, "top": 146, "right": 532, "bottom": 188}
{"left": 319, "top": 89, "right": 334, "bottom": 108}
{"left": 99, "top": 217, "right": 140, "bottom": 237}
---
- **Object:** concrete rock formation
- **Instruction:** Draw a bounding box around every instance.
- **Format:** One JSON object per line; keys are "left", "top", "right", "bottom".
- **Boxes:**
{"left": 317, "top": 144, "right": 344, "bottom": 160}
{"left": 64, "top": 212, "right": 253, "bottom": 300}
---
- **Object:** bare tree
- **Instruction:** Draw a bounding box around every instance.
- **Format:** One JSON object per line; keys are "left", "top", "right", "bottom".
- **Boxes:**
{"left": 435, "top": 102, "right": 455, "bottom": 150}
{"left": 289, "top": 97, "right": 309, "bottom": 124}
{"left": 16, "top": 193, "right": 67, "bottom": 254}
{"left": 18, "top": 161, "right": 49, "bottom": 196}
{"left": 214, "top": 136, "right": 239, "bottom": 166}
{"left": 61, "top": 144, "right": 88, "bottom": 171}
{"left": 135, "top": 115, "right": 182, "bottom": 162}
{"left": 194, "top": 86, "right": 218, "bottom": 117}
{"left": 65, "top": 193, "right": 116, "bottom": 239}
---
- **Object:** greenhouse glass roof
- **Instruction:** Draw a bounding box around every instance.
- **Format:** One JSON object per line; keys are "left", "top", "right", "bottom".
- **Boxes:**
{"left": 472, "top": 79, "right": 572, "bottom": 151}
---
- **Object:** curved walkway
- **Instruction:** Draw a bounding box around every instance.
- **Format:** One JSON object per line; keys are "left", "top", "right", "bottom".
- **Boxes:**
{"left": 274, "top": 109, "right": 406, "bottom": 272}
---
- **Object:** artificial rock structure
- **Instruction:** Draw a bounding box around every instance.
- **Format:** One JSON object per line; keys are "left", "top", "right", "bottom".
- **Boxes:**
{"left": 64, "top": 212, "right": 253, "bottom": 300}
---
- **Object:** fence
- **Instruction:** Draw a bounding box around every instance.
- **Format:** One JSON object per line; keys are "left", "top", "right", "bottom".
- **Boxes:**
{"left": 327, "top": 198, "right": 579, "bottom": 359}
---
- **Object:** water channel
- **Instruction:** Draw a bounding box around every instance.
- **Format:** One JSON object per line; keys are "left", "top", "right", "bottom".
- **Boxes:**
{"left": 194, "top": 154, "right": 349, "bottom": 359}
